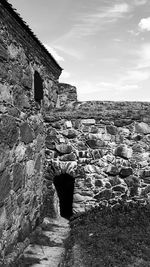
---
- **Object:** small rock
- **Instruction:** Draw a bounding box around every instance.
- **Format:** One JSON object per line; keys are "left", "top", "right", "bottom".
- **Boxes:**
{"left": 119, "top": 167, "right": 133, "bottom": 178}
{"left": 81, "top": 119, "right": 96, "bottom": 125}
{"left": 109, "top": 176, "right": 121, "bottom": 186}
{"left": 20, "top": 122, "right": 34, "bottom": 144}
{"left": 15, "top": 143, "right": 26, "bottom": 161}
{"left": 95, "top": 189, "right": 113, "bottom": 200}
{"left": 95, "top": 180, "right": 103, "bottom": 187}
{"left": 115, "top": 145, "right": 132, "bottom": 159}
{"left": 105, "top": 165, "right": 120, "bottom": 176}
{"left": 56, "top": 144, "right": 72, "bottom": 154}
{"left": 60, "top": 152, "right": 76, "bottom": 161}
{"left": 113, "top": 185, "right": 126, "bottom": 193}
{"left": 73, "top": 193, "right": 85, "bottom": 202}
{"left": 52, "top": 122, "right": 61, "bottom": 129}
{"left": 124, "top": 175, "right": 139, "bottom": 187}
{"left": 135, "top": 122, "right": 150, "bottom": 134}
{"left": 26, "top": 160, "right": 34, "bottom": 176}
{"left": 106, "top": 125, "right": 118, "bottom": 135}
{"left": 86, "top": 140, "right": 98, "bottom": 149}
{"left": 13, "top": 163, "right": 24, "bottom": 191}
{"left": 65, "top": 121, "right": 72, "bottom": 128}
{"left": 141, "top": 169, "right": 150, "bottom": 178}
{"left": 0, "top": 170, "right": 11, "bottom": 202}
{"left": 90, "top": 126, "right": 98, "bottom": 133}
{"left": 62, "top": 129, "right": 78, "bottom": 139}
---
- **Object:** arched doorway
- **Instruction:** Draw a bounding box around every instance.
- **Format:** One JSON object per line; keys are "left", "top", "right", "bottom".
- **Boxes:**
{"left": 53, "top": 173, "right": 75, "bottom": 219}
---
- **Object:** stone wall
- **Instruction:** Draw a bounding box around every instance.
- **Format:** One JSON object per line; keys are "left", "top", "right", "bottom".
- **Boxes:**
{"left": 0, "top": 3, "right": 61, "bottom": 265}
{"left": 44, "top": 100, "right": 150, "bottom": 214}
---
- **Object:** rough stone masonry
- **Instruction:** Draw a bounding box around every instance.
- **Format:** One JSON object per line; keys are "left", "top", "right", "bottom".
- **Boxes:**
{"left": 1, "top": 0, "right": 150, "bottom": 266}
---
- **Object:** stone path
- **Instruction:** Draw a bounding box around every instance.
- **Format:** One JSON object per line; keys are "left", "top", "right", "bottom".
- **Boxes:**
{"left": 21, "top": 217, "right": 70, "bottom": 267}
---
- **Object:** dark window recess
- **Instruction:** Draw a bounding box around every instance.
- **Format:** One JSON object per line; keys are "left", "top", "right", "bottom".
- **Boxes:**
{"left": 53, "top": 173, "right": 75, "bottom": 220}
{"left": 34, "top": 71, "right": 43, "bottom": 104}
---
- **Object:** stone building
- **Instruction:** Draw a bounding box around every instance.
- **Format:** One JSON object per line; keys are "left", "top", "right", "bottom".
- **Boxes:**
{"left": 0, "top": 0, "right": 63, "bottom": 265}
{"left": 1, "top": 0, "right": 150, "bottom": 266}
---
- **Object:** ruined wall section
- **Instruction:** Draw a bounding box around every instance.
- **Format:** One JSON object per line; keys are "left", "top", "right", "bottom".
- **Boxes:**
{"left": 45, "top": 100, "right": 150, "bottom": 214}
{"left": 0, "top": 4, "right": 61, "bottom": 265}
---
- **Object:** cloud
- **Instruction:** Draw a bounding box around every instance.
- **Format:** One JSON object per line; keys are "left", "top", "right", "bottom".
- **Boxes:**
{"left": 134, "top": 0, "right": 148, "bottom": 6}
{"left": 75, "top": 80, "right": 141, "bottom": 101}
{"left": 59, "top": 3, "right": 130, "bottom": 40}
{"left": 136, "top": 43, "right": 150, "bottom": 68}
{"left": 60, "top": 70, "right": 71, "bottom": 80}
{"left": 139, "top": 17, "right": 150, "bottom": 32}
{"left": 43, "top": 44, "right": 65, "bottom": 62}
{"left": 53, "top": 44, "right": 83, "bottom": 60}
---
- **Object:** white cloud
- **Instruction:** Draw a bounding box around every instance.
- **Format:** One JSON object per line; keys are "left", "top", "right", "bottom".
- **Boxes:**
{"left": 134, "top": 0, "right": 148, "bottom": 6}
{"left": 44, "top": 44, "right": 65, "bottom": 62}
{"left": 76, "top": 79, "right": 141, "bottom": 101}
{"left": 136, "top": 43, "right": 150, "bottom": 68}
{"left": 139, "top": 17, "right": 150, "bottom": 32}
{"left": 53, "top": 44, "right": 83, "bottom": 60}
{"left": 59, "top": 3, "right": 130, "bottom": 39}
{"left": 60, "top": 70, "right": 71, "bottom": 80}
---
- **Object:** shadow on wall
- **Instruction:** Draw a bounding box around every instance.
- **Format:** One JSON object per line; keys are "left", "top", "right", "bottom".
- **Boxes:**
{"left": 53, "top": 173, "right": 75, "bottom": 220}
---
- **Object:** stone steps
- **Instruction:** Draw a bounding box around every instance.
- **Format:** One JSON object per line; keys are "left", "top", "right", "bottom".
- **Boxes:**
{"left": 19, "top": 217, "right": 70, "bottom": 267}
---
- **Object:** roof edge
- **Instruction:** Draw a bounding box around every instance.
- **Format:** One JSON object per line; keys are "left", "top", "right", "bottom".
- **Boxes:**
{"left": 1, "top": 0, "right": 63, "bottom": 72}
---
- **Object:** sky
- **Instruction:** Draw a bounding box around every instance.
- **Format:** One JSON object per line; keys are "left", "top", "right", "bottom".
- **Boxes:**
{"left": 8, "top": 0, "right": 150, "bottom": 101}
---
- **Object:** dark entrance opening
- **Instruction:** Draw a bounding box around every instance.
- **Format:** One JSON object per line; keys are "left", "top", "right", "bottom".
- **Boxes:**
{"left": 34, "top": 71, "right": 43, "bottom": 104}
{"left": 53, "top": 173, "right": 75, "bottom": 219}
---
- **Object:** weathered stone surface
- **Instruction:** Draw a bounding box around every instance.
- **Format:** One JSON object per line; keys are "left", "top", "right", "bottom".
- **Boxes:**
{"left": 124, "top": 176, "right": 139, "bottom": 187}
{"left": 0, "top": 115, "right": 19, "bottom": 148}
{"left": 95, "top": 189, "right": 113, "bottom": 200}
{"left": 18, "top": 220, "right": 32, "bottom": 242}
{"left": 45, "top": 136, "right": 56, "bottom": 150}
{"left": 115, "top": 145, "right": 132, "bottom": 159}
{"left": 90, "top": 126, "right": 98, "bottom": 133}
{"left": 21, "top": 71, "right": 32, "bottom": 89}
{"left": 106, "top": 165, "right": 120, "bottom": 176}
{"left": 86, "top": 139, "right": 105, "bottom": 149}
{"left": 119, "top": 167, "right": 133, "bottom": 178}
{"left": 141, "top": 169, "right": 150, "bottom": 178}
{"left": 0, "top": 206, "right": 6, "bottom": 231}
{"left": 73, "top": 193, "right": 85, "bottom": 202}
{"left": 7, "top": 107, "right": 20, "bottom": 118}
{"left": 141, "top": 185, "right": 150, "bottom": 196}
{"left": 13, "top": 163, "right": 24, "bottom": 192}
{"left": 62, "top": 129, "right": 78, "bottom": 139}
{"left": 13, "top": 85, "right": 30, "bottom": 109}
{"left": 0, "top": 39, "right": 8, "bottom": 61}
{"left": 0, "top": 146, "right": 9, "bottom": 173}
{"left": 52, "top": 122, "right": 61, "bottom": 129}
{"left": 25, "top": 146, "right": 33, "bottom": 159}
{"left": 135, "top": 122, "right": 150, "bottom": 134}
{"left": 0, "top": 170, "right": 11, "bottom": 203}
{"left": 15, "top": 144, "right": 26, "bottom": 161}
{"left": 20, "top": 122, "right": 34, "bottom": 144}
{"left": 65, "top": 121, "right": 72, "bottom": 128}
{"left": 106, "top": 125, "right": 118, "bottom": 135}
{"left": 35, "top": 155, "right": 41, "bottom": 172}
{"left": 56, "top": 144, "right": 72, "bottom": 154}
{"left": 81, "top": 119, "right": 96, "bottom": 125}
{"left": 0, "top": 84, "right": 12, "bottom": 102}
{"left": 26, "top": 160, "right": 35, "bottom": 176}
{"left": 95, "top": 180, "right": 103, "bottom": 187}
{"left": 60, "top": 152, "right": 76, "bottom": 161}
{"left": 36, "top": 134, "right": 45, "bottom": 152}
{"left": 113, "top": 185, "right": 126, "bottom": 193}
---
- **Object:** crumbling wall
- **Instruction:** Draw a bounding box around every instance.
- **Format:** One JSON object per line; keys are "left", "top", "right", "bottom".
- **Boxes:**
{"left": 0, "top": 5, "right": 60, "bottom": 265}
{"left": 45, "top": 100, "right": 150, "bottom": 214}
